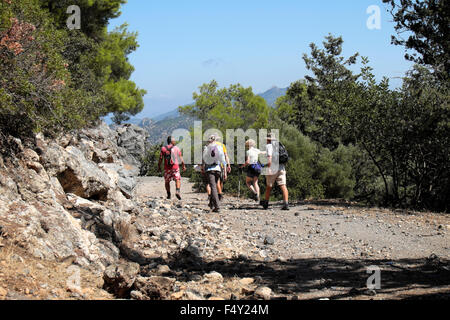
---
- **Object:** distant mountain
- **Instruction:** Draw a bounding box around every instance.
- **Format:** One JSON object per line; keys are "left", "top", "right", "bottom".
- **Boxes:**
{"left": 258, "top": 86, "right": 287, "bottom": 107}
{"left": 138, "top": 113, "right": 196, "bottom": 145}
{"left": 152, "top": 108, "right": 181, "bottom": 122}
{"left": 105, "top": 86, "right": 287, "bottom": 145}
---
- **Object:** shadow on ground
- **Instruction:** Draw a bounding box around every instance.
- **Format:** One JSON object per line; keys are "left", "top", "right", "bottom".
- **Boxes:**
{"left": 135, "top": 249, "right": 450, "bottom": 300}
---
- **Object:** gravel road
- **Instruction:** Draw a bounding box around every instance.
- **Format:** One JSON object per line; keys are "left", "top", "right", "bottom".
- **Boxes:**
{"left": 132, "top": 176, "right": 450, "bottom": 300}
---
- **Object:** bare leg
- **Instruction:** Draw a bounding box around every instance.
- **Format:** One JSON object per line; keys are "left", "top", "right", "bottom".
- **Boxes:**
{"left": 280, "top": 185, "right": 289, "bottom": 202}
{"left": 246, "top": 177, "right": 256, "bottom": 194}
{"left": 176, "top": 179, "right": 181, "bottom": 200}
{"left": 165, "top": 181, "right": 171, "bottom": 199}
{"left": 265, "top": 185, "right": 272, "bottom": 201}
{"left": 217, "top": 181, "right": 222, "bottom": 195}
{"left": 253, "top": 177, "right": 260, "bottom": 198}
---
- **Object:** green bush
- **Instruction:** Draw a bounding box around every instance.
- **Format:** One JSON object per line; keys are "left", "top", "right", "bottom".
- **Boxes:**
{"left": 0, "top": 0, "right": 145, "bottom": 140}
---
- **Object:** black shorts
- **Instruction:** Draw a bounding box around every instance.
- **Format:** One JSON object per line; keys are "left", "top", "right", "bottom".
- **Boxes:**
{"left": 246, "top": 166, "right": 261, "bottom": 178}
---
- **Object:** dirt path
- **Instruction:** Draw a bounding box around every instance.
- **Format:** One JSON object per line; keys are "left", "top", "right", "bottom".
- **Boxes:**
{"left": 133, "top": 176, "right": 450, "bottom": 300}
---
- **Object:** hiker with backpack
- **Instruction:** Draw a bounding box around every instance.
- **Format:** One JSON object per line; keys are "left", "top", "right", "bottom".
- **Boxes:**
{"left": 240, "top": 139, "right": 264, "bottom": 202}
{"left": 202, "top": 135, "right": 227, "bottom": 213}
{"left": 261, "top": 133, "right": 290, "bottom": 211}
{"left": 158, "top": 136, "right": 186, "bottom": 200}
{"left": 209, "top": 135, "right": 231, "bottom": 201}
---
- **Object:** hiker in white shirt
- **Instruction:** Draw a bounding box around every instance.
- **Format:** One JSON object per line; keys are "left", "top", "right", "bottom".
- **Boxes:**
{"left": 261, "top": 133, "right": 289, "bottom": 211}
{"left": 202, "top": 136, "right": 227, "bottom": 213}
{"left": 240, "top": 139, "right": 264, "bottom": 202}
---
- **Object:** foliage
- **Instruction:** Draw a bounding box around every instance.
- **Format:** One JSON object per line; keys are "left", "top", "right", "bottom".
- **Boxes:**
{"left": 278, "top": 35, "right": 361, "bottom": 149}
{"left": 0, "top": 0, "right": 145, "bottom": 138}
{"left": 141, "top": 143, "right": 163, "bottom": 177}
{"left": 282, "top": 33, "right": 449, "bottom": 211}
{"left": 39, "top": 0, "right": 126, "bottom": 39}
{"left": 179, "top": 80, "right": 270, "bottom": 133}
{"left": 382, "top": 0, "right": 449, "bottom": 80}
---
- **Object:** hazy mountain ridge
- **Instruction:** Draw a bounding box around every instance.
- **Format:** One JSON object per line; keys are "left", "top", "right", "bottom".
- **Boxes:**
{"left": 259, "top": 86, "right": 288, "bottom": 107}
{"left": 109, "top": 86, "right": 288, "bottom": 145}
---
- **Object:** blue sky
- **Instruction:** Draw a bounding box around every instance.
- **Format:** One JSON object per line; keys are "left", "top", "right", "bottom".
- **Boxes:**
{"left": 108, "top": 0, "right": 413, "bottom": 118}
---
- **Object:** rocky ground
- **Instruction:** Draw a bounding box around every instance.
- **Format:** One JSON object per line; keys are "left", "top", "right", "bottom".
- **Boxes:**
{"left": 0, "top": 121, "right": 449, "bottom": 300}
{"left": 115, "top": 177, "right": 449, "bottom": 300}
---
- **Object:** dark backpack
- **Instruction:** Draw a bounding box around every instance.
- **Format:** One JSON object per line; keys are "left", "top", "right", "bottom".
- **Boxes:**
{"left": 164, "top": 145, "right": 174, "bottom": 167}
{"left": 277, "top": 142, "right": 289, "bottom": 164}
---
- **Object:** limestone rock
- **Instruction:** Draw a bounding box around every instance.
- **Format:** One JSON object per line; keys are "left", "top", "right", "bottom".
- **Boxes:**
{"left": 254, "top": 287, "right": 272, "bottom": 300}
{"left": 42, "top": 144, "right": 112, "bottom": 200}
{"left": 133, "top": 276, "right": 176, "bottom": 300}
{"left": 103, "top": 261, "right": 140, "bottom": 298}
{"left": 204, "top": 271, "right": 224, "bottom": 283}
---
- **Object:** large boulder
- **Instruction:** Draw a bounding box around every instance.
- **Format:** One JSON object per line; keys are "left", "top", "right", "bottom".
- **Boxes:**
{"left": 0, "top": 196, "right": 119, "bottom": 271}
{"left": 99, "top": 163, "right": 137, "bottom": 199}
{"left": 41, "top": 144, "right": 112, "bottom": 200}
{"left": 0, "top": 148, "right": 120, "bottom": 271}
{"left": 114, "top": 124, "right": 149, "bottom": 171}
{"left": 66, "top": 193, "right": 132, "bottom": 243}
{"left": 0, "top": 120, "right": 147, "bottom": 274}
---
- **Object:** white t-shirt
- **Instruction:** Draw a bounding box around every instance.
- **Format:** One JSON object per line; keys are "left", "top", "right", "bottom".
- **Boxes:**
{"left": 246, "top": 147, "right": 261, "bottom": 165}
{"left": 266, "top": 142, "right": 285, "bottom": 172}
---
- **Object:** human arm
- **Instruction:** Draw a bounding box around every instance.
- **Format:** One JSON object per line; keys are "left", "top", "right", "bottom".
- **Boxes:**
{"left": 178, "top": 149, "right": 186, "bottom": 172}
{"left": 225, "top": 152, "right": 231, "bottom": 173}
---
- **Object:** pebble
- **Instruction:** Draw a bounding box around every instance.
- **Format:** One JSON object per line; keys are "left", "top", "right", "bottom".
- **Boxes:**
{"left": 254, "top": 287, "right": 272, "bottom": 300}
{"left": 239, "top": 278, "right": 255, "bottom": 286}
{"left": 0, "top": 287, "right": 7, "bottom": 297}
{"left": 204, "top": 271, "right": 224, "bottom": 283}
{"left": 264, "top": 236, "right": 275, "bottom": 245}
{"left": 156, "top": 265, "right": 171, "bottom": 275}
{"left": 10, "top": 254, "right": 24, "bottom": 263}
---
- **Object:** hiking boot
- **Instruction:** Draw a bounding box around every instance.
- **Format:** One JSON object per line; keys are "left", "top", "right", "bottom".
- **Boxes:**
{"left": 260, "top": 200, "right": 269, "bottom": 210}
{"left": 176, "top": 191, "right": 181, "bottom": 200}
{"left": 281, "top": 204, "right": 290, "bottom": 211}
{"left": 212, "top": 207, "right": 221, "bottom": 213}
{"left": 218, "top": 193, "right": 223, "bottom": 201}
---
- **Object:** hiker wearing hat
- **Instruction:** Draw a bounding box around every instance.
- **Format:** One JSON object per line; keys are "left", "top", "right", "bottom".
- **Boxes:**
{"left": 158, "top": 136, "right": 186, "bottom": 200}
{"left": 240, "top": 139, "right": 264, "bottom": 202}
{"left": 261, "top": 133, "right": 290, "bottom": 210}
{"left": 202, "top": 135, "right": 227, "bottom": 213}
{"left": 209, "top": 135, "right": 231, "bottom": 201}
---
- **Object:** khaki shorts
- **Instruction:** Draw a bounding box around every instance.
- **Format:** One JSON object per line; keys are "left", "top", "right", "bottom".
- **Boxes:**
{"left": 266, "top": 170, "right": 287, "bottom": 187}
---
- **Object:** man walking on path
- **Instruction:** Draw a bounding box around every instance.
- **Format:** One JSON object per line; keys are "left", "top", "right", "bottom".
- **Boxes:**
{"left": 212, "top": 136, "right": 231, "bottom": 201}
{"left": 261, "top": 133, "right": 290, "bottom": 211}
{"left": 203, "top": 136, "right": 227, "bottom": 213}
{"left": 158, "top": 136, "right": 186, "bottom": 200}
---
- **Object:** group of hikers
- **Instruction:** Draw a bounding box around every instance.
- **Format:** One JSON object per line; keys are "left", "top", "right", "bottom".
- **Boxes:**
{"left": 158, "top": 133, "right": 289, "bottom": 213}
